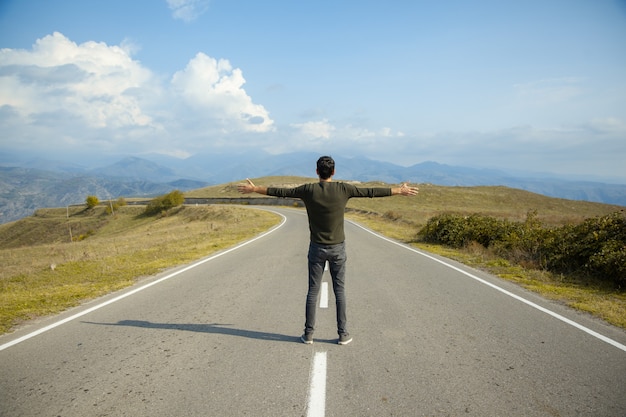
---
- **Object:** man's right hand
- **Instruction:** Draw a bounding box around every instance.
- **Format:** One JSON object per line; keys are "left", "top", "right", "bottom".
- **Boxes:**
{"left": 237, "top": 178, "right": 256, "bottom": 194}
{"left": 237, "top": 179, "right": 269, "bottom": 195}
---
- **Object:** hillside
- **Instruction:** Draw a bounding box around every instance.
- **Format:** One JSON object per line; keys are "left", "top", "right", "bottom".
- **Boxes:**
{"left": 187, "top": 177, "right": 623, "bottom": 226}
{"left": 2, "top": 152, "right": 625, "bottom": 225}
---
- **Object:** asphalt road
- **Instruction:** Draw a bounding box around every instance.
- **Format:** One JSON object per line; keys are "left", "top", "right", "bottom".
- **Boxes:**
{"left": 1, "top": 207, "right": 625, "bottom": 417}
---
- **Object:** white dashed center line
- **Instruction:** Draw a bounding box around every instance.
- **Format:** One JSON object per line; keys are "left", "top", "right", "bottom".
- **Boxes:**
{"left": 320, "top": 282, "right": 329, "bottom": 308}
{"left": 320, "top": 261, "right": 329, "bottom": 308}
{"left": 307, "top": 351, "right": 327, "bottom": 417}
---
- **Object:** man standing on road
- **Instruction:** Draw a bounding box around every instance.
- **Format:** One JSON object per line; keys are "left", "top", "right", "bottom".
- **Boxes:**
{"left": 237, "top": 156, "right": 419, "bottom": 345}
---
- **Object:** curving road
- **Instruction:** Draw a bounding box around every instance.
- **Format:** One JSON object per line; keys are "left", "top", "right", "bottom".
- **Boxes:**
{"left": 1, "top": 207, "right": 625, "bottom": 416}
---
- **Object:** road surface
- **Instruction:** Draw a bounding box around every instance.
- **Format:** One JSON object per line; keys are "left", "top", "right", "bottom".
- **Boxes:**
{"left": 1, "top": 207, "right": 625, "bottom": 416}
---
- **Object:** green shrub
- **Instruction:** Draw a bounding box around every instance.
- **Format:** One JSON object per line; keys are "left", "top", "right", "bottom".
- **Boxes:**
{"left": 419, "top": 213, "right": 467, "bottom": 247}
{"left": 464, "top": 214, "right": 514, "bottom": 247}
{"left": 542, "top": 211, "right": 626, "bottom": 286}
{"left": 419, "top": 213, "right": 515, "bottom": 248}
{"left": 105, "top": 197, "right": 128, "bottom": 215}
{"left": 85, "top": 195, "right": 99, "bottom": 209}
{"left": 495, "top": 211, "right": 550, "bottom": 267}
{"left": 144, "top": 190, "right": 185, "bottom": 216}
{"left": 419, "top": 210, "right": 626, "bottom": 288}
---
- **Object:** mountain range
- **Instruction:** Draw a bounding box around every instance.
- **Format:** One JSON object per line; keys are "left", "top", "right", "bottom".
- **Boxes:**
{"left": 1, "top": 151, "right": 625, "bottom": 224}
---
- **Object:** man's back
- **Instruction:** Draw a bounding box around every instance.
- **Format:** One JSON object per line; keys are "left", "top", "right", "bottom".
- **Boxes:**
{"left": 267, "top": 181, "right": 391, "bottom": 245}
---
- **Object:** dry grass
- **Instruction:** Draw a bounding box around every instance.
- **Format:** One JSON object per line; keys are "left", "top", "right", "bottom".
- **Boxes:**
{"left": 0, "top": 205, "right": 279, "bottom": 334}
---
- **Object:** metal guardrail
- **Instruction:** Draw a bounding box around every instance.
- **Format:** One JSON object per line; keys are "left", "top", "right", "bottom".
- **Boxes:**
{"left": 126, "top": 197, "right": 304, "bottom": 207}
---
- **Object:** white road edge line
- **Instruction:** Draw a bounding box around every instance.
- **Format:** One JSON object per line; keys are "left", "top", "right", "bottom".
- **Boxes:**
{"left": 348, "top": 220, "right": 626, "bottom": 353}
{"left": 307, "top": 351, "right": 327, "bottom": 417}
{"left": 0, "top": 212, "right": 287, "bottom": 352}
{"left": 320, "top": 282, "right": 329, "bottom": 308}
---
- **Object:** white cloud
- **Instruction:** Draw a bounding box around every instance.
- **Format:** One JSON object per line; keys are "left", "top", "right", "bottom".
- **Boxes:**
{"left": 289, "top": 119, "right": 404, "bottom": 143}
{"left": 0, "top": 32, "right": 153, "bottom": 129}
{"left": 166, "top": 0, "right": 210, "bottom": 22}
{"left": 0, "top": 32, "right": 273, "bottom": 156}
{"left": 580, "top": 117, "right": 625, "bottom": 134}
{"left": 273, "top": 119, "right": 409, "bottom": 158}
{"left": 290, "top": 119, "right": 335, "bottom": 139}
{"left": 170, "top": 53, "right": 274, "bottom": 133}
{"left": 514, "top": 77, "right": 585, "bottom": 105}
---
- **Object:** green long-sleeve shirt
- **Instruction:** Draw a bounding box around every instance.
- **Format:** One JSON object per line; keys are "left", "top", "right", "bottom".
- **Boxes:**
{"left": 267, "top": 181, "right": 392, "bottom": 245}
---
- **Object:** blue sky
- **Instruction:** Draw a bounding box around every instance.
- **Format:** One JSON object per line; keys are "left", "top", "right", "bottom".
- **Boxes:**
{"left": 1, "top": 0, "right": 625, "bottom": 181}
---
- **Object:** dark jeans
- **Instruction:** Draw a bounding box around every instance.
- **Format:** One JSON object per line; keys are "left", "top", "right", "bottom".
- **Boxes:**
{"left": 305, "top": 241, "right": 348, "bottom": 336}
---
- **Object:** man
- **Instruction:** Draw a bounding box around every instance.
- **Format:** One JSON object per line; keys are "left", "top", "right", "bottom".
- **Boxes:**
{"left": 237, "top": 156, "right": 419, "bottom": 345}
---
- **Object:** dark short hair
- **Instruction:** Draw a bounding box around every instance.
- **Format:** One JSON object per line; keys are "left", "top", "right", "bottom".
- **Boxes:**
{"left": 317, "top": 156, "right": 335, "bottom": 180}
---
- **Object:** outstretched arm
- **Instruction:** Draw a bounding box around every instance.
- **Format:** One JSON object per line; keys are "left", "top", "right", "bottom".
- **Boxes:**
{"left": 391, "top": 182, "right": 419, "bottom": 196}
{"left": 237, "top": 178, "right": 268, "bottom": 195}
